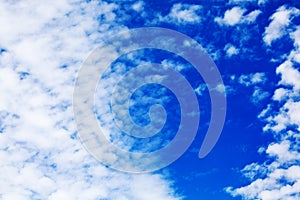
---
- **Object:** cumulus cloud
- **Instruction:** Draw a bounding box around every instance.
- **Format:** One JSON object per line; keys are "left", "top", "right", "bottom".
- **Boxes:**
{"left": 289, "top": 26, "right": 300, "bottom": 63}
{"left": 215, "top": 6, "right": 261, "bottom": 26}
{"left": 276, "top": 60, "right": 300, "bottom": 90}
{"left": 272, "top": 88, "right": 289, "bottom": 101}
{"left": 227, "top": 163, "right": 300, "bottom": 200}
{"left": 237, "top": 73, "right": 269, "bottom": 104}
{"left": 224, "top": 43, "right": 239, "bottom": 57}
{"left": 215, "top": 7, "right": 246, "bottom": 26}
{"left": 0, "top": 0, "right": 181, "bottom": 199}
{"left": 263, "top": 5, "right": 300, "bottom": 46}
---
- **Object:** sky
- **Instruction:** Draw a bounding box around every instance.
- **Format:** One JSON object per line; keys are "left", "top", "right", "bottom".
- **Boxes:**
{"left": 0, "top": 0, "right": 300, "bottom": 199}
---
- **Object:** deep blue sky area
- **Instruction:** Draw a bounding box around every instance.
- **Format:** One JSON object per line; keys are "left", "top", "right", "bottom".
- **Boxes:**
{"left": 106, "top": 0, "right": 299, "bottom": 199}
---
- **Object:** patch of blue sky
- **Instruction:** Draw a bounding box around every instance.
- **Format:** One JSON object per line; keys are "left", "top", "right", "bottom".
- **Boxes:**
{"left": 18, "top": 71, "right": 30, "bottom": 80}
{"left": 70, "top": 131, "right": 78, "bottom": 140}
{"left": 0, "top": 48, "right": 6, "bottom": 53}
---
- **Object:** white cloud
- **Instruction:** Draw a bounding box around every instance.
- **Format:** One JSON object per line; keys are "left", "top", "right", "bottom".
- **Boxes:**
{"left": 263, "top": 5, "right": 300, "bottom": 46}
{"left": 251, "top": 87, "right": 269, "bottom": 104}
{"left": 227, "top": 164, "right": 300, "bottom": 200}
{"left": 0, "top": 0, "right": 181, "bottom": 199}
{"left": 245, "top": 10, "right": 262, "bottom": 22}
{"left": 240, "top": 162, "right": 267, "bottom": 181}
{"left": 228, "top": 0, "right": 268, "bottom": 6}
{"left": 215, "top": 7, "right": 246, "bottom": 26}
{"left": 132, "top": 1, "right": 144, "bottom": 12}
{"left": 288, "top": 26, "right": 300, "bottom": 63}
{"left": 215, "top": 7, "right": 261, "bottom": 26}
{"left": 266, "top": 140, "right": 300, "bottom": 163}
{"left": 239, "top": 72, "right": 267, "bottom": 87}
{"left": 277, "top": 60, "right": 300, "bottom": 90}
{"left": 224, "top": 43, "right": 239, "bottom": 57}
{"left": 272, "top": 88, "right": 289, "bottom": 101}
{"left": 258, "top": 0, "right": 268, "bottom": 6}
{"left": 159, "top": 3, "right": 201, "bottom": 24}
{"left": 291, "top": 26, "right": 300, "bottom": 48}
{"left": 227, "top": 136, "right": 300, "bottom": 199}
{"left": 227, "top": 8, "right": 300, "bottom": 199}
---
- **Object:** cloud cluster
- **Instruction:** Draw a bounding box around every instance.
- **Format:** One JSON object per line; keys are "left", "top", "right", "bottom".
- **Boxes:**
{"left": 227, "top": 5, "right": 300, "bottom": 200}
{"left": 236, "top": 72, "right": 269, "bottom": 104}
{"left": 215, "top": 6, "right": 261, "bottom": 26}
{"left": 156, "top": 3, "right": 202, "bottom": 24}
{"left": 238, "top": 73, "right": 267, "bottom": 87}
{"left": 0, "top": 0, "right": 181, "bottom": 199}
{"left": 263, "top": 5, "right": 300, "bottom": 46}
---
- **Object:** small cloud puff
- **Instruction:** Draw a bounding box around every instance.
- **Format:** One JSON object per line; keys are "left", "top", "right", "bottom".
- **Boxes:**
{"left": 224, "top": 43, "right": 239, "bottom": 57}
{"left": 238, "top": 72, "right": 267, "bottom": 87}
{"left": 132, "top": 1, "right": 144, "bottom": 12}
{"left": 215, "top": 6, "right": 261, "bottom": 26}
{"left": 263, "top": 6, "right": 300, "bottom": 46}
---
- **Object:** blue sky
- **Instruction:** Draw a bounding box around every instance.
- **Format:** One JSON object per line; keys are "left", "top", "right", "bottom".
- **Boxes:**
{"left": 1, "top": 0, "right": 300, "bottom": 199}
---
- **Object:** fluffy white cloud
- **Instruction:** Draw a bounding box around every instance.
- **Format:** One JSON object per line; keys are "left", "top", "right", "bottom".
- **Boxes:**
{"left": 227, "top": 131, "right": 300, "bottom": 199}
{"left": 227, "top": 6, "right": 300, "bottom": 199}
{"left": 132, "top": 1, "right": 144, "bottom": 12}
{"left": 215, "top": 6, "right": 261, "bottom": 26}
{"left": 272, "top": 88, "right": 289, "bottom": 101}
{"left": 289, "top": 26, "right": 300, "bottom": 63}
{"left": 215, "top": 7, "right": 246, "bottom": 26}
{"left": 277, "top": 60, "right": 300, "bottom": 90}
{"left": 224, "top": 43, "right": 239, "bottom": 57}
{"left": 227, "top": 163, "right": 300, "bottom": 200}
{"left": 0, "top": 0, "right": 181, "bottom": 199}
{"left": 263, "top": 5, "right": 300, "bottom": 46}
{"left": 245, "top": 10, "right": 262, "bottom": 22}
{"left": 238, "top": 72, "right": 267, "bottom": 87}
{"left": 158, "top": 3, "right": 201, "bottom": 24}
